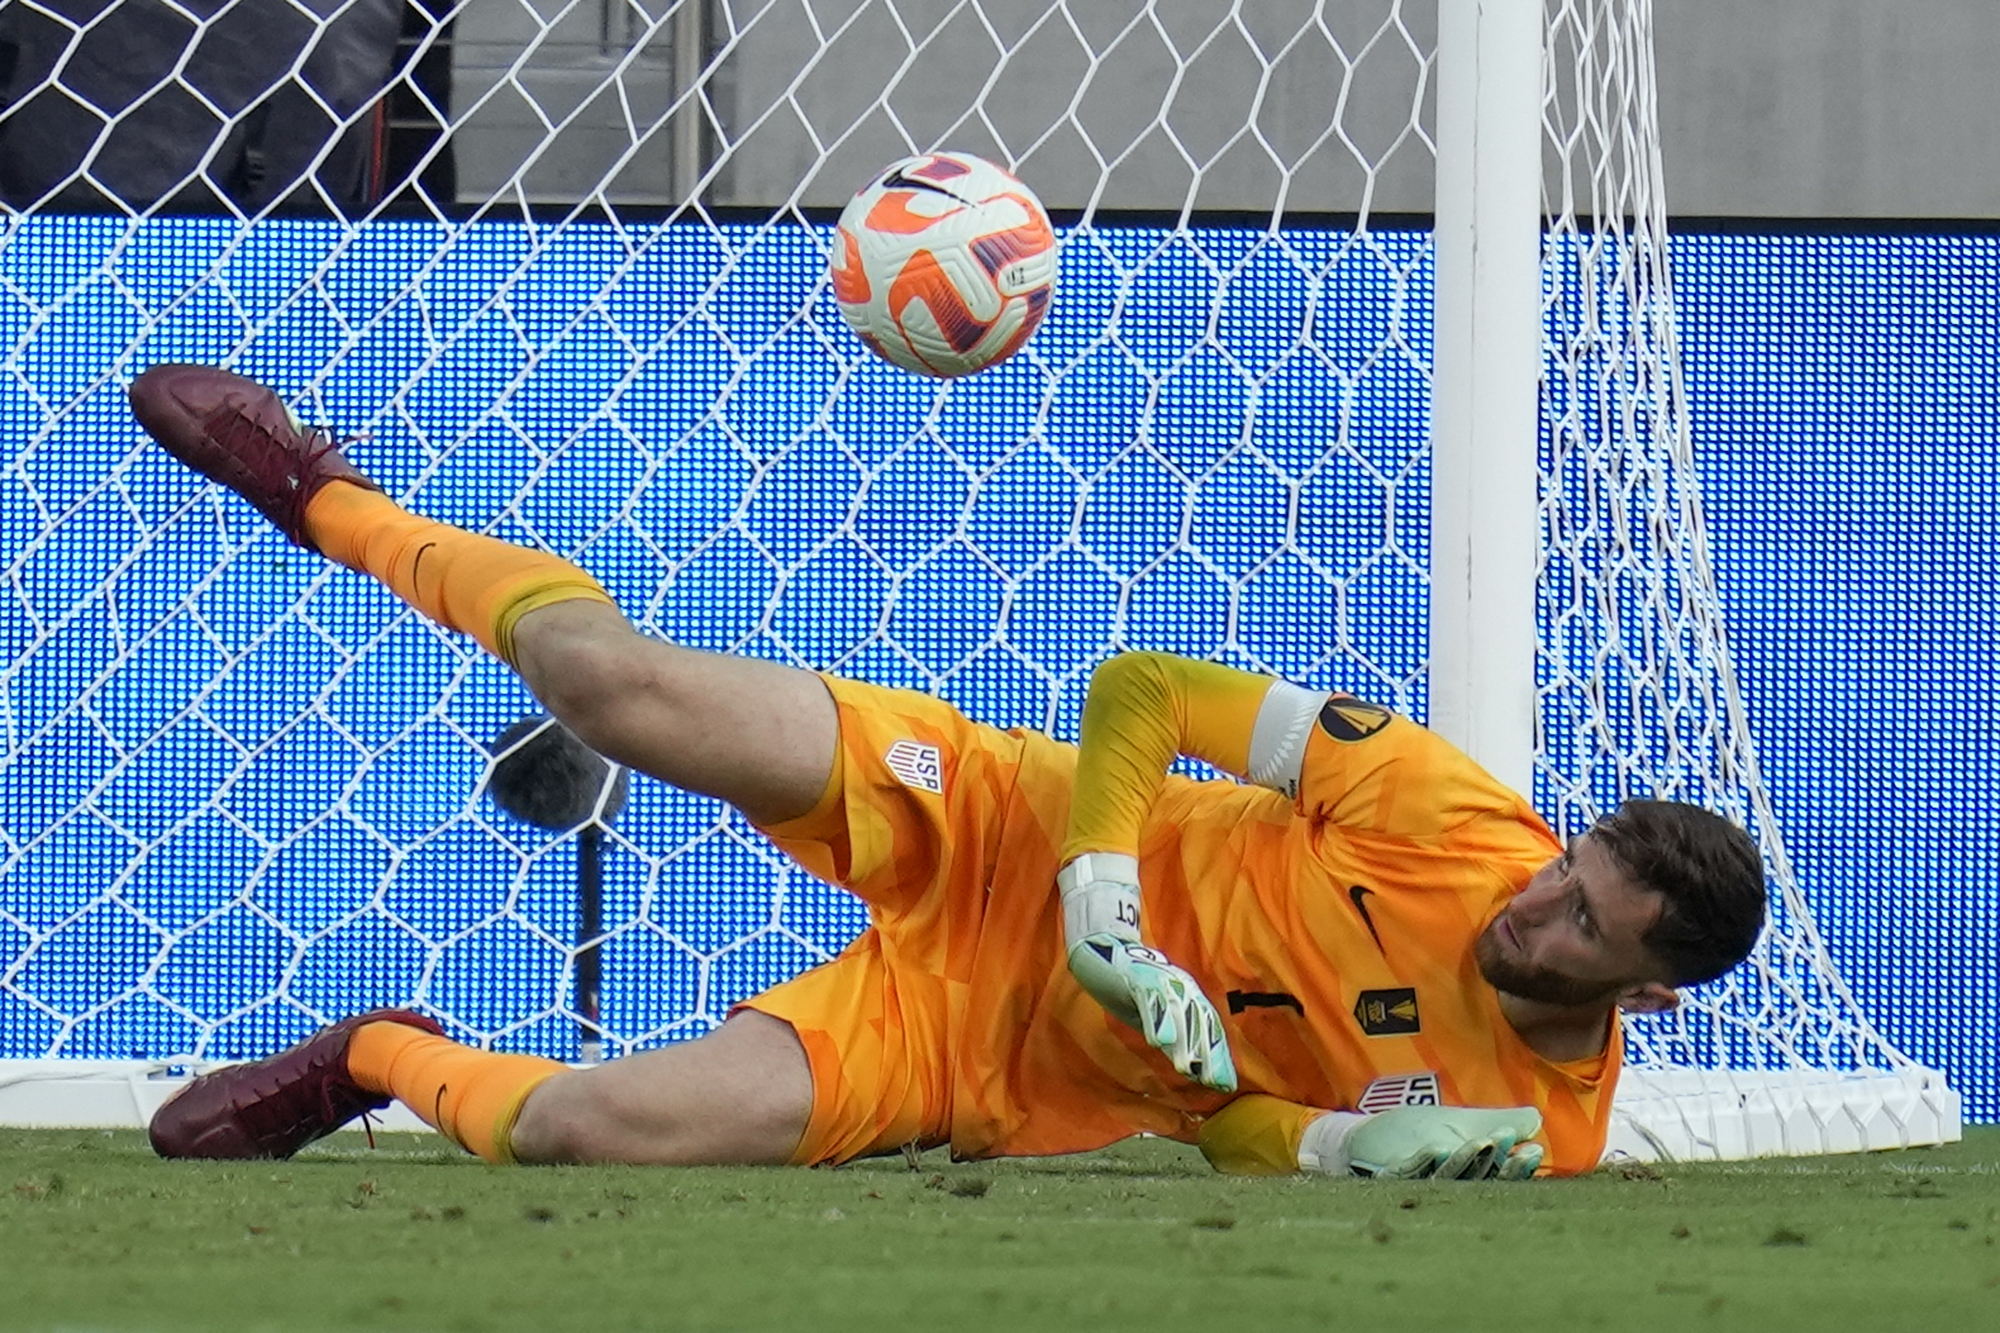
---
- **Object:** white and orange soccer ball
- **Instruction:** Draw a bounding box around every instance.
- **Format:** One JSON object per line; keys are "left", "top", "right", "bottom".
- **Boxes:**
{"left": 830, "top": 151, "right": 1058, "bottom": 378}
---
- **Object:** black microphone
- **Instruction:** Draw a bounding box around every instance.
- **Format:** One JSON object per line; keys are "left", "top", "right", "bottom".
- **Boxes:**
{"left": 485, "top": 715, "right": 629, "bottom": 1064}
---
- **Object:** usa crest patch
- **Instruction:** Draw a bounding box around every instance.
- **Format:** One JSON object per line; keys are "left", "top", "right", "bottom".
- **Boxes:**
{"left": 1357, "top": 1071, "right": 1442, "bottom": 1113}
{"left": 884, "top": 739, "right": 943, "bottom": 793}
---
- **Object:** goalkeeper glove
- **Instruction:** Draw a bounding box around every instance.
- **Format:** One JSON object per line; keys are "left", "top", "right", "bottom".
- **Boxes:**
{"left": 1298, "top": 1105, "right": 1545, "bottom": 1180}
{"left": 1058, "top": 853, "right": 1238, "bottom": 1092}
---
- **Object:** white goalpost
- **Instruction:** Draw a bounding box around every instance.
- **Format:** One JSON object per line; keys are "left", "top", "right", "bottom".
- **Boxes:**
{"left": 0, "top": 0, "right": 1960, "bottom": 1159}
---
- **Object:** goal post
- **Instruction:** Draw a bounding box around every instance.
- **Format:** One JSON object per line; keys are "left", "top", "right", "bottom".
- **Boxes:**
{"left": 1430, "top": 0, "right": 1541, "bottom": 797}
{"left": 0, "top": 0, "right": 1961, "bottom": 1159}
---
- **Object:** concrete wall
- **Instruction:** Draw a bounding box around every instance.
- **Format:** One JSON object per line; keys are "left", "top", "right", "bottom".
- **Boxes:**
{"left": 448, "top": 0, "right": 687, "bottom": 204}
{"left": 444, "top": 0, "right": 2000, "bottom": 217}
{"left": 1656, "top": 1, "right": 1999, "bottom": 218}
{"left": 697, "top": 0, "right": 1437, "bottom": 214}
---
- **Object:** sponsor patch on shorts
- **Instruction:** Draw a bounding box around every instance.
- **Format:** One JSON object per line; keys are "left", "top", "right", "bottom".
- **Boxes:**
{"left": 1357, "top": 1071, "right": 1442, "bottom": 1113}
{"left": 884, "top": 739, "right": 944, "bottom": 794}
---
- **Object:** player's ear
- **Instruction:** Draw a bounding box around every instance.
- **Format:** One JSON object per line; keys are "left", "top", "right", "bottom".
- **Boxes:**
{"left": 1615, "top": 982, "right": 1680, "bottom": 1015}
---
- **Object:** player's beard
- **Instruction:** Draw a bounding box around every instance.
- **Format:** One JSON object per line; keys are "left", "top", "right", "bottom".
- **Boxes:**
{"left": 1473, "top": 919, "right": 1625, "bottom": 1008}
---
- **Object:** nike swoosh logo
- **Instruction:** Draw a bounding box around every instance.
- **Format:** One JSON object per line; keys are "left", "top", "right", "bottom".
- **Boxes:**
{"left": 1348, "top": 884, "right": 1386, "bottom": 951}
{"left": 864, "top": 189, "right": 965, "bottom": 235}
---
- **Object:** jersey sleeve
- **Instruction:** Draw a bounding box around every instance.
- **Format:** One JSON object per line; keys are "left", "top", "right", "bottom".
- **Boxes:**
{"left": 1199, "top": 1087, "right": 1603, "bottom": 1178}
{"left": 1290, "top": 697, "right": 1535, "bottom": 839}
{"left": 1196, "top": 1093, "right": 1324, "bottom": 1176}
{"left": 1062, "top": 657, "right": 1531, "bottom": 851}
{"left": 1062, "top": 652, "right": 1320, "bottom": 861}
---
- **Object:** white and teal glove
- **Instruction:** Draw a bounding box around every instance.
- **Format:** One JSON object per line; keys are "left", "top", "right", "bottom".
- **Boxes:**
{"left": 1298, "top": 1105, "right": 1545, "bottom": 1181}
{"left": 1058, "top": 852, "right": 1238, "bottom": 1093}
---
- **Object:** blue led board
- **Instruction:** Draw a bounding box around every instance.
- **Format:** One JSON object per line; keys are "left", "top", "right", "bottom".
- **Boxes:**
{"left": 1674, "top": 231, "right": 1999, "bottom": 1122}
{"left": 0, "top": 218, "right": 1992, "bottom": 1123}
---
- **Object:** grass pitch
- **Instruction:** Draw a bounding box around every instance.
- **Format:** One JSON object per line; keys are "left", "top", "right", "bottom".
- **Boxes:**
{"left": 3, "top": 1127, "right": 1994, "bottom": 1333}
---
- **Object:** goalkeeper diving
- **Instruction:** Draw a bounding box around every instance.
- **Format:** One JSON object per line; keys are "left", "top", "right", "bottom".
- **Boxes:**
{"left": 130, "top": 366, "right": 1767, "bottom": 1182}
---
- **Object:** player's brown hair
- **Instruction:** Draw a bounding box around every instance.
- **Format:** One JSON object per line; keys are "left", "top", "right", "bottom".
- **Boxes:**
{"left": 1593, "top": 800, "right": 1767, "bottom": 987}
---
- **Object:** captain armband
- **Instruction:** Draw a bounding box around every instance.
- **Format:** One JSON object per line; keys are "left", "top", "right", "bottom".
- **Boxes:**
{"left": 1244, "top": 680, "right": 1330, "bottom": 800}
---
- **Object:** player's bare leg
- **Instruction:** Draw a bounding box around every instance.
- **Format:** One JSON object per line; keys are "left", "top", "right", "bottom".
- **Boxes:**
{"left": 489, "top": 614, "right": 827, "bottom": 1160}
{"left": 149, "top": 1002, "right": 815, "bottom": 1166}
{"left": 505, "top": 599, "right": 835, "bottom": 827}
{"left": 126, "top": 363, "right": 839, "bottom": 823}
{"left": 507, "top": 1010, "right": 812, "bottom": 1165}
{"left": 129, "top": 364, "right": 832, "bottom": 1166}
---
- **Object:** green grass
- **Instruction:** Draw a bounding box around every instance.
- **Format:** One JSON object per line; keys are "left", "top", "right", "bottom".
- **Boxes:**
{"left": 3, "top": 1127, "right": 1996, "bottom": 1333}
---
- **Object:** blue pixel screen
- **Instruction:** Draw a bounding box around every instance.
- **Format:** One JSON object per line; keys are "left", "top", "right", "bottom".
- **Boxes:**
{"left": 0, "top": 218, "right": 1992, "bottom": 1122}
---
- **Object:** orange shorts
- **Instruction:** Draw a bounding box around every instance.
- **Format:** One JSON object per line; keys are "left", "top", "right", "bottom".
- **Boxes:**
{"left": 741, "top": 674, "right": 1051, "bottom": 1165}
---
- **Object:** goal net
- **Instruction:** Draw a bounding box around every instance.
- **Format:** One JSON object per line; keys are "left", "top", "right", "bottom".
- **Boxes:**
{"left": 0, "top": 0, "right": 1957, "bottom": 1157}
{"left": 1533, "top": 1, "right": 1953, "bottom": 1159}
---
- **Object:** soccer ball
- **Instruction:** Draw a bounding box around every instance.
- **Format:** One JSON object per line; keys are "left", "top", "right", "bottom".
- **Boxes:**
{"left": 830, "top": 151, "right": 1058, "bottom": 378}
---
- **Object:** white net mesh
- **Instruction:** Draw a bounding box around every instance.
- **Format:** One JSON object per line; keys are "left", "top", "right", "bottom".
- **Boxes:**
{"left": 0, "top": 0, "right": 1953, "bottom": 1153}
{"left": 1537, "top": 0, "right": 1949, "bottom": 1154}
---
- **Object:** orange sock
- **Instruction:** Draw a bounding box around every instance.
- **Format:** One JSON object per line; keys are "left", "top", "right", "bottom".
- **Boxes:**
{"left": 303, "top": 481, "right": 619, "bottom": 669}
{"left": 347, "top": 1022, "right": 565, "bottom": 1164}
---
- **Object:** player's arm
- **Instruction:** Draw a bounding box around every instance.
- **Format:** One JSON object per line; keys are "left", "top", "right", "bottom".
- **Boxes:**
{"left": 1059, "top": 652, "right": 1329, "bottom": 1092}
{"left": 1199, "top": 1093, "right": 1545, "bottom": 1181}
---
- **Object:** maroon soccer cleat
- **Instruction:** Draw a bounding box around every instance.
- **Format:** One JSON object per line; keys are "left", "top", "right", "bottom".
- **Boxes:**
{"left": 149, "top": 1009, "right": 444, "bottom": 1160}
{"left": 127, "top": 364, "right": 379, "bottom": 551}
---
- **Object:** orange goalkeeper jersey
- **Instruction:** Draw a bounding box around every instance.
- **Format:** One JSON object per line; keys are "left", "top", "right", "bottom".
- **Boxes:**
{"left": 947, "top": 697, "right": 1617, "bottom": 1176}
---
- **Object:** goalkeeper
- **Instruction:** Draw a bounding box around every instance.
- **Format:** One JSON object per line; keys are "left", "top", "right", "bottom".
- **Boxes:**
{"left": 131, "top": 365, "right": 1767, "bottom": 1182}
